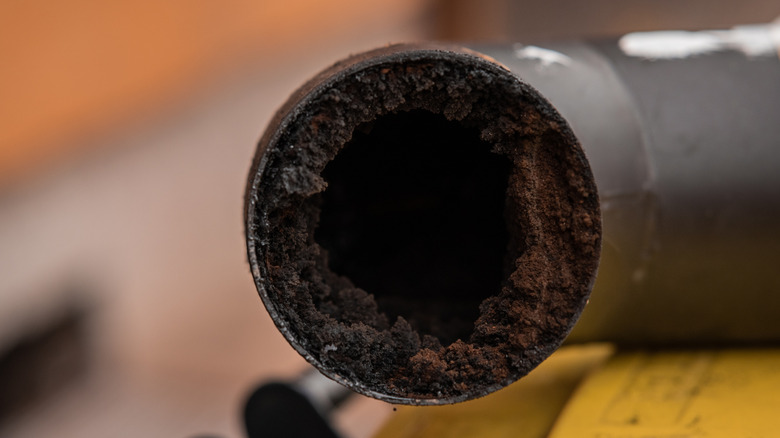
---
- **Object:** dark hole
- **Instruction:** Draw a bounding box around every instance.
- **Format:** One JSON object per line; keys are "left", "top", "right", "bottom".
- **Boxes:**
{"left": 315, "top": 110, "right": 511, "bottom": 345}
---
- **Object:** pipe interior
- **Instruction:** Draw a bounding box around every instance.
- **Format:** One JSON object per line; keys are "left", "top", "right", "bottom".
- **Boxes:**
{"left": 315, "top": 109, "right": 511, "bottom": 346}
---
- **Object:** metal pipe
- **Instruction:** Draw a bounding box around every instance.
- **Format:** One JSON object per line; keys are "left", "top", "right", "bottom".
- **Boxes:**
{"left": 244, "top": 23, "right": 780, "bottom": 405}
{"left": 473, "top": 23, "right": 780, "bottom": 345}
{"left": 245, "top": 44, "right": 601, "bottom": 405}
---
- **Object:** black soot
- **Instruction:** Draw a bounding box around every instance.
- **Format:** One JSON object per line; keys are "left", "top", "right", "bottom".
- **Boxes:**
{"left": 245, "top": 45, "right": 601, "bottom": 404}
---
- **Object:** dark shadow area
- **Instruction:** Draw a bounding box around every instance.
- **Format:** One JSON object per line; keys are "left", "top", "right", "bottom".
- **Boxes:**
{"left": 0, "top": 306, "right": 88, "bottom": 425}
{"left": 315, "top": 110, "right": 511, "bottom": 345}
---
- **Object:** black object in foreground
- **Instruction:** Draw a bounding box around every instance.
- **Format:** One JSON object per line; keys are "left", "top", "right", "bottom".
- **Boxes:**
{"left": 244, "top": 370, "right": 351, "bottom": 438}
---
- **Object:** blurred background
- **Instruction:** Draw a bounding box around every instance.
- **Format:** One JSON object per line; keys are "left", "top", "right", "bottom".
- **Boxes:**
{"left": 0, "top": 1, "right": 778, "bottom": 437}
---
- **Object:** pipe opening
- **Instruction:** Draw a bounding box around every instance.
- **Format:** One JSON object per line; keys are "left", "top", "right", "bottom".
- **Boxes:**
{"left": 315, "top": 110, "right": 511, "bottom": 346}
{"left": 246, "top": 46, "right": 601, "bottom": 404}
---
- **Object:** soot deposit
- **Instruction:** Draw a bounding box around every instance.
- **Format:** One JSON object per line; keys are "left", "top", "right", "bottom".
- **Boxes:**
{"left": 245, "top": 45, "right": 601, "bottom": 404}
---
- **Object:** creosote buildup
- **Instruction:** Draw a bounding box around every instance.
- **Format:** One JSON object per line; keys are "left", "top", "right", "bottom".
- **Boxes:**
{"left": 245, "top": 44, "right": 601, "bottom": 405}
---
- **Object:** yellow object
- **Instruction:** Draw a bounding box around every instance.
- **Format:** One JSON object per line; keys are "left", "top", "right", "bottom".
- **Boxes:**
{"left": 373, "top": 344, "right": 613, "bottom": 438}
{"left": 549, "top": 348, "right": 780, "bottom": 438}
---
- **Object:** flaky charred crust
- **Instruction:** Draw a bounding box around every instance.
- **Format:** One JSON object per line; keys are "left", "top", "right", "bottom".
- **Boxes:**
{"left": 245, "top": 44, "right": 601, "bottom": 404}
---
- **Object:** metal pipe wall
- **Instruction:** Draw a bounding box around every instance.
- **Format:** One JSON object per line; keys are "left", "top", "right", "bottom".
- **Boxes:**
{"left": 475, "top": 23, "right": 780, "bottom": 344}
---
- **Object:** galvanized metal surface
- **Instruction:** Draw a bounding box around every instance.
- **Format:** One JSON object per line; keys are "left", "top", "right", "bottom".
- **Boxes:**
{"left": 477, "top": 23, "right": 780, "bottom": 344}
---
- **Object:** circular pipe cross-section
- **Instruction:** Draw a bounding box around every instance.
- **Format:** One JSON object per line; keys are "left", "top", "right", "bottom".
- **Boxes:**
{"left": 244, "top": 44, "right": 601, "bottom": 404}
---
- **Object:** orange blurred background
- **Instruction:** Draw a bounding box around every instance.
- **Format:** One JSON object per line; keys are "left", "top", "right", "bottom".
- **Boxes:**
{"left": 0, "top": 0, "right": 427, "bottom": 188}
